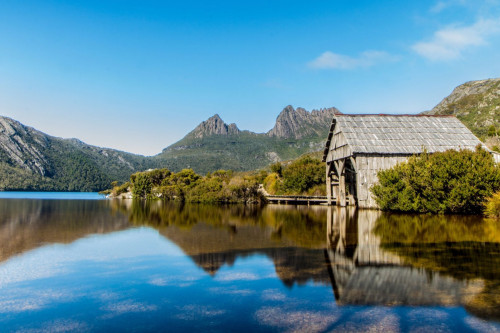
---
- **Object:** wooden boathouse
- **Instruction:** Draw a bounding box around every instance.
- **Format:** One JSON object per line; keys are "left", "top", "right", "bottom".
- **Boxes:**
{"left": 322, "top": 114, "right": 488, "bottom": 208}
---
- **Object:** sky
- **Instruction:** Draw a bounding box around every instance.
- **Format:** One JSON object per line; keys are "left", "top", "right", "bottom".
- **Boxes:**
{"left": 1, "top": 0, "right": 500, "bottom": 156}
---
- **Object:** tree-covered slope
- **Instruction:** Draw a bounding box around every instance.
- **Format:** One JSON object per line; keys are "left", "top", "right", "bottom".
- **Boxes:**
{"left": 0, "top": 116, "right": 157, "bottom": 191}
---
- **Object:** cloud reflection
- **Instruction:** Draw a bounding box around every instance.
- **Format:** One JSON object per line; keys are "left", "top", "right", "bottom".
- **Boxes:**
{"left": 208, "top": 286, "right": 255, "bottom": 296}
{"left": 15, "top": 319, "right": 89, "bottom": 333}
{"left": 175, "top": 304, "right": 226, "bottom": 320}
{"left": 100, "top": 300, "right": 157, "bottom": 319}
{"left": 255, "top": 306, "right": 339, "bottom": 333}
{"left": 261, "top": 289, "right": 287, "bottom": 302}
{"left": 214, "top": 272, "right": 260, "bottom": 282}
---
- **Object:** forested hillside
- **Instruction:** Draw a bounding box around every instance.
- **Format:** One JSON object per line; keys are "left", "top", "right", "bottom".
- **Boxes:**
{"left": 0, "top": 116, "right": 157, "bottom": 191}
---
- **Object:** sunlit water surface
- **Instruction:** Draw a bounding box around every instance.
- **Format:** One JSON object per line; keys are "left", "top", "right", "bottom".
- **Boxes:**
{"left": 0, "top": 193, "right": 499, "bottom": 332}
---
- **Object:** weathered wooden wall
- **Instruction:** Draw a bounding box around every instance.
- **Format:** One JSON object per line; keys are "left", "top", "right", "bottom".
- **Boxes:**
{"left": 325, "top": 124, "right": 352, "bottom": 163}
{"left": 354, "top": 155, "right": 408, "bottom": 208}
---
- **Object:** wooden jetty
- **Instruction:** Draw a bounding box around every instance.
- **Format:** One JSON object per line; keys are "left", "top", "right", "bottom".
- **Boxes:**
{"left": 265, "top": 195, "right": 348, "bottom": 205}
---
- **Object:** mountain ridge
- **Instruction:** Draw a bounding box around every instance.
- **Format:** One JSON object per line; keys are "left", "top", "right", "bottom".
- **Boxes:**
{"left": 176, "top": 105, "right": 340, "bottom": 142}
{"left": 157, "top": 105, "right": 338, "bottom": 173}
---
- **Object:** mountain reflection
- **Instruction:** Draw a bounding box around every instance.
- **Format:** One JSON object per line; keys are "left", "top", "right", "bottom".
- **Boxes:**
{"left": 0, "top": 199, "right": 130, "bottom": 262}
{"left": 112, "top": 200, "right": 330, "bottom": 287}
{"left": 0, "top": 198, "right": 498, "bottom": 321}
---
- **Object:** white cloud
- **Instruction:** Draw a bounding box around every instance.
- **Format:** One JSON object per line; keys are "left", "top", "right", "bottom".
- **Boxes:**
{"left": 430, "top": 0, "right": 467, "bottom": 14}
{"left": 429, "top": 0, "right": 499, "bottom": 14}
{"left": 308, "top": 50, "right": 396, "bottom": 70}
{"left": 412, "top": 18, "right": 500, "bottom": 60}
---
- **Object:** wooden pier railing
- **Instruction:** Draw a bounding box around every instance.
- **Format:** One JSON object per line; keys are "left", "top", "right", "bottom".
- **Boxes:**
{"left": 265, "top": 195, "right": 331, "bottom": 205}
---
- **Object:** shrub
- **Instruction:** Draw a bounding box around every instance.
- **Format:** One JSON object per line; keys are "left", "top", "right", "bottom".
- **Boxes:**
{"left": 112, "top": 182, "right": 130, "bottom": 196}
{"left": 270, "top": 162, "right": 283, "bottom": 177}
{"left": 371, "top": 147, "right": 500, "bottom": 214}
{"left": 263, "top": 173, "right": 280, "bottom": 195}
{"left": 485, "top": 192, "right": 500, "bottom": 219}
{"left": 282, "top": 156, "right": 325, "bottom": 194}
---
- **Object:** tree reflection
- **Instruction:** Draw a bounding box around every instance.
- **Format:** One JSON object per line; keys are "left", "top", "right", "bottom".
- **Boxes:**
{"left": 372, "top": 212, "right": 500, "bottom": 320}
{"left": 110, "top": 200, "right": 327, "bottom": 248}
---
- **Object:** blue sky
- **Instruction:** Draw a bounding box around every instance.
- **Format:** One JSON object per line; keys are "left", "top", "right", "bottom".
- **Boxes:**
{"left": 1, "top": 0, "right": 500, "bottom": 155}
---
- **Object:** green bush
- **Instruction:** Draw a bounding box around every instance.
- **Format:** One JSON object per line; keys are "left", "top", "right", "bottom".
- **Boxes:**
{"left": 485, "top": 192, "right": 500, "bottom": 219}
{"left": 488, "top": 125, "right": 498, "bottom": 137}
{"left": 371, "top": 147, "right": 500, "bottom": 214}
{"left": 263, "top": 173, "right": 280, "bottom": 195}
{"left": 270, "top": 162, "right": 283, "bottom": 177}
{"left": 282, "top": 156, "right": 325, "bottom": 194}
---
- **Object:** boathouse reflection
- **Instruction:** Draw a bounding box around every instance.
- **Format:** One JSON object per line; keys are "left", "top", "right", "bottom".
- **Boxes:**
{"left": 325, "top": 206, "right": 499, "bottom": 320}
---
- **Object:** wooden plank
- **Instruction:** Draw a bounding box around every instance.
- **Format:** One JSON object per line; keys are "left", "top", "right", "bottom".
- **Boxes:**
{"left": 326, "top": 162, "right": 332, "bottom": 205}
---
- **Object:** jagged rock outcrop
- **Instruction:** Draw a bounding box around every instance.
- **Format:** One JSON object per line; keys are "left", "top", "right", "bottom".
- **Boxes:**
{"left": 190, "top": 114, "right": 240, "bottom": 139}
{"left": 267, "top": 105, "right": 340, "bottom": 139}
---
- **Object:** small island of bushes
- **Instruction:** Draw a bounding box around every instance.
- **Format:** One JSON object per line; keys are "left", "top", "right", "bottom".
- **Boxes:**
{"left": 102, "top": 155, "right": 326, "bottom": 204}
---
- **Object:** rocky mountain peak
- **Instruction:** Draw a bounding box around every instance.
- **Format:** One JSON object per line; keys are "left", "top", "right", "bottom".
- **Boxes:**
{"left": 190, "top": 114, "right": 241, "bottom": 139}
{"left": 267, "top": 105, "right": 340, "bottom": 139}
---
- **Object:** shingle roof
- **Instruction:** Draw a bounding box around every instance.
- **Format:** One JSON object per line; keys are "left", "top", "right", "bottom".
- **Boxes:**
{"left": 323, "top": 114, "right": 486, "bottom": 160}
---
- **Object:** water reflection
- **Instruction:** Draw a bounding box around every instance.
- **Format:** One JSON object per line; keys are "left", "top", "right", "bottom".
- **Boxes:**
{"left": 374, "top": 212, "right": 500, "bottom": 321}
{"left": 1, "top": 198, "right": 499, "bottom": 328}
{"left": 0, "top": 199, "right": 130, "bottom": 262}
{"left": 111, "top": 200, "right": 330, "bottom": 287}
{"left": 326, "top": 207, "right": 500, "bottom": 321}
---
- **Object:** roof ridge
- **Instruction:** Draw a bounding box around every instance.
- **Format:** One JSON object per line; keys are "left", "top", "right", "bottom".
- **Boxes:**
{"left": 335, "top": 114, "right": 456, "bottom": 117}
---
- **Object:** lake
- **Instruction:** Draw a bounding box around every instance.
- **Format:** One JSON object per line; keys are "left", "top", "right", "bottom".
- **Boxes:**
{"left": 0, "top": 193, "right": 499, "bottom": 332}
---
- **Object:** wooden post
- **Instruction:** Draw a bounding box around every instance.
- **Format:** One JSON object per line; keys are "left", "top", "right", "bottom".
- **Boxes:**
{"left": 348, "top": 157, "right": 356, "bottom": 206}
{"left": 337, "top": 159, "right": 346, "bottom": 207}
{"left": 333, "top": 161, "right": 339, "bottom": 204}
{"left": 326, "top": 163, "right": 332, "bottom": 205}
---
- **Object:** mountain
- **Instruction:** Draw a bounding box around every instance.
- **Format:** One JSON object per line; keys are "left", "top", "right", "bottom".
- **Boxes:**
{"left": 155, "top": 106, "right": 339, "bottom": 173}
{"left": 0, "top": 105, "right": 338, "bottom": 190}
{"left": 189, "top": 114, "right": 241, "bottom": 138}
{"left": 0, "top": 116, "right": 156, "bottom": 191}
{"left": 424, "top": 78, "right": 500, "bottom": 149}
{"left": 267, "top": 106, "right": 338, "bottom": 139}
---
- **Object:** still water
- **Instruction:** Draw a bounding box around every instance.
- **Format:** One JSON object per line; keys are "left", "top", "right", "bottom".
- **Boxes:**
{"left": 0, "top": 193, "right": 499, "bottom": 332}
